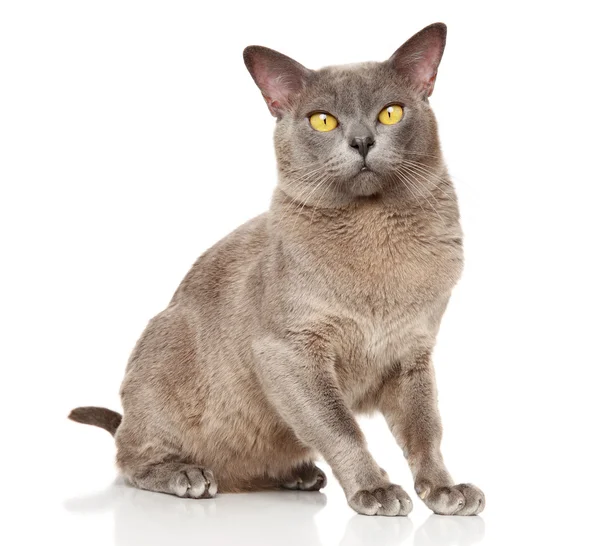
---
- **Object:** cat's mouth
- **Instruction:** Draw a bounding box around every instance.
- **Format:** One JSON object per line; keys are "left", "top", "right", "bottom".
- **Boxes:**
{"left": 356, "top": 164, "right": 373, "bottom": 176}
{"left": 352, "top": 164, "right": 376, "bottom": 181}
{"left": 349, "top": 166, "right": 382, "bottom": 197}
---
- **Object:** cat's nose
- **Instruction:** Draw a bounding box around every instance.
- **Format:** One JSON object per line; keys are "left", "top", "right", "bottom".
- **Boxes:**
{"left": 350, "top": 135, "right": 375, "bottom": 159}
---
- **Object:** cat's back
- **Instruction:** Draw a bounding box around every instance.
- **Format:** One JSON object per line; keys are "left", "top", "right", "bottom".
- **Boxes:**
{"left": 172, "top": 212, "right": 269, "bottom": 311}
{"left": 124, "top": 212, "right": 270, "bottom": 380}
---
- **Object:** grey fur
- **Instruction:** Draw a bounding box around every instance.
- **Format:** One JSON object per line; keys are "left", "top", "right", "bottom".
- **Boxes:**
{"left": 70, "top": 23, "right": 484, "bottom": 516}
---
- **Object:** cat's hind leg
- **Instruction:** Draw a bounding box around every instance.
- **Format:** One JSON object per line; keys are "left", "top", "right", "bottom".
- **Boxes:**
{"left": 126, "top": 461, "right": 218, "bottom": 499}
{"left": 115, "top": 420, "right": 218, "bottom": 499}
{"left": 113, "top": 308, "right": 219, "bottom": 499}
{"left": 280, "top": 462, "right": 327, "bottom": 491}
{"left": 68, "top": 404, "right": 218, "bottom": 498}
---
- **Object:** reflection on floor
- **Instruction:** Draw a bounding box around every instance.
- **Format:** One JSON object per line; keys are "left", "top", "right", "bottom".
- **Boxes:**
{"left": 64, "top": 479, "right": 485, "bottom": 546}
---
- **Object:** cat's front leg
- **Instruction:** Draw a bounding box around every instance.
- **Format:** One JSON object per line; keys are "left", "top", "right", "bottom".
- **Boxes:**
{"left": 379, "top": 350, "right": 485, "bottom": 515}
{"left": 253, "top": 334, "right": 412, "bottom": 516}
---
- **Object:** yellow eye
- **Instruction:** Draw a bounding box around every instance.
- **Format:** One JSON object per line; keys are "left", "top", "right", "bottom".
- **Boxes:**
{"left": 378, "top": 104, "right": 404, "bottom": 125}
{"left": 309, "top": 112, "right": 338, "bottom": 132}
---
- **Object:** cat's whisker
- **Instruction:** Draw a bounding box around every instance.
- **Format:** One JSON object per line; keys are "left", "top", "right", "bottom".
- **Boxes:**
{"left": 296, "top": 172, "right": 331, "bottom": 212}
{"left": 398, "top": 160, "right": 458, "bottom": 202}
{"left": 387, "top": 154, "right": 454, "bottom": 194}
{"left": 283, "top": 170, "right": 324, "bottom": 192}
{"left": 282, "top": 157, "right": 339, "bottom": 178}
{"left": 282, "top": 158, "right": 331, "bottom": 174}
{"left": 271, "top": 176, "right": 323, "bottom": 231}
{"left": 309, "top": 175, "right": 338, "bottom": 227}
{"left": 400, "top": 164, "right": 450, "bottom": 206}
{"left": 399, "top": 156, "right": 479, "bottom": 195}
{"left": 400, "top": 150, "right": 444, "bottom": 159}
{"left": 400, "top": 164, "right": 457, "bottom": 205}
{"left": 394, "top": 169, "right": 429, "bottom": 218}
{"left": 399, "top": 166, "right": 445, "bottom": 214}
{"left": 272, "top": 176, "right": 327, "bottom": 233}
{"left": 394, "top": 167, "right": 445, "bottom": 223}
{"left": 276, "top": 169, "right": 329, "bottom": 222}
{"left": 289, "top": 171, "right": 333, "bottom": 233}
{"left": 292, "top": 171, "right": 330, "bottom": 208}
{"left": 401, "top": 159, "right": 452, "bottom": 187}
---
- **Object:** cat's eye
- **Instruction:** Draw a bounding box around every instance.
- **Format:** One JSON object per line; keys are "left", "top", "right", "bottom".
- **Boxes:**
{"left": 309, "top": 112, "right": 338, "bottom": 132}
{"left": 378, "top": 104, "right": 404, "bottom": 125}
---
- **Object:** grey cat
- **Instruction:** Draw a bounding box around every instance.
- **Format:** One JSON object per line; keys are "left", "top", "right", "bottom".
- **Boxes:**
{"left": 70, "top": 22, "right": 485, "bottom": 516}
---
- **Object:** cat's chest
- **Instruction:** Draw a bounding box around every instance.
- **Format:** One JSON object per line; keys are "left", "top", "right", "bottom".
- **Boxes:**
{"left": 332, "top": 293, "right": 448, "bottom": 408}
{"left": 310, "top": 207, "right": 463, "bottom": 406}
{"left": 279, "top": 203, "right": 463, "bottom": 405}
{"left": 314, "top": 206, "right": 464, "bottom": 309}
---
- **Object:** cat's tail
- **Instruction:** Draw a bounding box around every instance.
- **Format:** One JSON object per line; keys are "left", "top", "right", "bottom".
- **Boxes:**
{"left": 68, "top": 406, "right": 122, "bottom": 436}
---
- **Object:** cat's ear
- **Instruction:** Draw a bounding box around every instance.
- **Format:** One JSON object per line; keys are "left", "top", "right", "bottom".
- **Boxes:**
{"left": 243, "top": 46, "right": 312, "bottom": 118}
{"left": 387, "top": 23, "right": 447, "bottom": 98}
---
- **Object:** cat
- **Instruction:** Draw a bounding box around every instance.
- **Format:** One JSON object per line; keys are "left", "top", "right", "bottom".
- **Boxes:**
{"left": 70, "top": 22, "right": 485, "bottom": 517}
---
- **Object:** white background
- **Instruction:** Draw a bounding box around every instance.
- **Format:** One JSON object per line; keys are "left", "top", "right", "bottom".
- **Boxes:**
{"left": 1, "top": 1, "right": 599, "bottom": 545}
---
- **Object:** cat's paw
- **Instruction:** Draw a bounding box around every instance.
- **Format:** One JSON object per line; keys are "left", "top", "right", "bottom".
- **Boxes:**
{"left": 416, "top": 481, "right": 485, "bottom": 515}
{"left": 170, "top": 466, "right": 218, "bottom": 499}
{"left": 282, "top": 463, "right": 327, "bottom": 491}
{"left": 349, "top": 483, "right": 413, "bottom": 516}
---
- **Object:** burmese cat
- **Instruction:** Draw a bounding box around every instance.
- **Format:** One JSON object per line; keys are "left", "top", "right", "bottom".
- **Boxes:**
{"left": 70, "top": 23, "right": 485, "bottom": 516}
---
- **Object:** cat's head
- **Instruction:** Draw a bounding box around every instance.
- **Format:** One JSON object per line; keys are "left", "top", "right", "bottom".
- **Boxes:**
{"left": 244, "top": 23, "right": 447, "bottom": 206}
